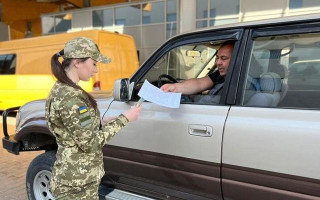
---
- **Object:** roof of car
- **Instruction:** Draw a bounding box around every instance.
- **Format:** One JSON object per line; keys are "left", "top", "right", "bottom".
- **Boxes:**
{"left": 184, "top": 13, "right": 320, "bottom": 34}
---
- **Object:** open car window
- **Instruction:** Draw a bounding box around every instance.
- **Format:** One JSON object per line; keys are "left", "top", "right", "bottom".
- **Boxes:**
{"left": 143, "top": 43, "right": 217, "bottom": 82}
{"left": 131, "top": 41, "right": 229, "bottom": 105}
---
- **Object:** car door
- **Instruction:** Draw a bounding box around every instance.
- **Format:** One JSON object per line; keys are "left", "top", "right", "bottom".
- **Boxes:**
{"left": 222, "top": 22, "right": 320, "bottom": 200}
{"left": 101, "top": 29, "right": 244, "bottom": 200}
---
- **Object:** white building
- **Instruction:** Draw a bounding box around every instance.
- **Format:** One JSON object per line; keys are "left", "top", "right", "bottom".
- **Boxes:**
{"left": 41, "top": 0, "right": 320, "bottom": 63}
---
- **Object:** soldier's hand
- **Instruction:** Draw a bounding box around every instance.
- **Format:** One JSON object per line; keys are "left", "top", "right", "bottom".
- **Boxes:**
{"left": 101, "top": 116, "right": 117, "bottom": 126}
{"left": 123, "top": 106, "right": 142, "bottom": 122}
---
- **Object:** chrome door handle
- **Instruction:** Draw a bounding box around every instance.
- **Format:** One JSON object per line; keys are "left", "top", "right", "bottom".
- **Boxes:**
{"left": 188, "top": 125, "right": 213, "bottom": 137}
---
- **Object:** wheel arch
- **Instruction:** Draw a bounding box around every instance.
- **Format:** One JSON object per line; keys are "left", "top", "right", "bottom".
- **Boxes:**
{"left": 16, "top": 125, "right": 57, "bottom": 152}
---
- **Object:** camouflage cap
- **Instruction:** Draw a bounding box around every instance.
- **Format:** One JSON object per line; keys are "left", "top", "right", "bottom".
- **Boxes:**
{"left": 63, "top": 37, "right": 111, "bottom": 64}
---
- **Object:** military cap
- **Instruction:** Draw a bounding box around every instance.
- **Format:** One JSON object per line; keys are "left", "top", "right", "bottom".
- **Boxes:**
{"left": 63, "top": 37, "right": 111, "bottom": 64}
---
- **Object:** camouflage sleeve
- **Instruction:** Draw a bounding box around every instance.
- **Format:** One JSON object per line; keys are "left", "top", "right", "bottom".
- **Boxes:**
{"left": 58, "top": 94, "right": 129, "bottom": 152}
{"left": 100, "top": 114, "right": 129, "bottom": 145}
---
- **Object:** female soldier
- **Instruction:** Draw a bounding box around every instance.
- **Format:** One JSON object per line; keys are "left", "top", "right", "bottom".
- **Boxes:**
{"left": 45, "top": 37, "right": 142, "bottom": 199}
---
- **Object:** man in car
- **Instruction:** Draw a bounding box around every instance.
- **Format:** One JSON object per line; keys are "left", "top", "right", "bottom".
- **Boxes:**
{"left": 160, "top": 41, "right": 234, "bottom": 102}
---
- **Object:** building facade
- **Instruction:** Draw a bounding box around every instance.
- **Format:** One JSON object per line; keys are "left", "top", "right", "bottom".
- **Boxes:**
{"left": 38, "top": 0, "right": 320, "bottom": 62}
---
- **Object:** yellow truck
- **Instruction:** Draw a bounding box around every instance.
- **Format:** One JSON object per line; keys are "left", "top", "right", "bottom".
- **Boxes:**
{"left": 0, "top": 30, "right": 139, "bottom": 110}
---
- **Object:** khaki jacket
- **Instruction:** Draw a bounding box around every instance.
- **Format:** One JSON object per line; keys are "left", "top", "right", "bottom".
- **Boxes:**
{"left": 45, "top": 82, "right": 128, "bottom": 186}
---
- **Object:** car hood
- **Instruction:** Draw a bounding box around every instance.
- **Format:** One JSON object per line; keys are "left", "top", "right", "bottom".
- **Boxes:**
{"left": 15, "top": 95, "right": 114, "bottom": 140}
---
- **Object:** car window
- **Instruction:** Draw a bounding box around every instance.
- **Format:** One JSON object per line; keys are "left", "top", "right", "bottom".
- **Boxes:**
{"left": 242, "top": 33, "right": 320, "bottom": 109}
{"left": 0, "top": 54, "right": 16, "bottom": 75}
{"left": 141, "top": 43, "right": 217, "bottom": 82}
{"left": 131, "top": 40, "right": 232, "bottom": 105}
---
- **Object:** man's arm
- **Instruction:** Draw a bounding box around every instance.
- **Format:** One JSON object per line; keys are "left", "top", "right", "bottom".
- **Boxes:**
{"left": 160, "top": 75, "right": 214, "bottom": 95}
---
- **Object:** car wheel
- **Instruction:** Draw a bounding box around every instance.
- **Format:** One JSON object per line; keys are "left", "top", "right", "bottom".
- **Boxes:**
{"left": 26, "top": 150, "right": 56, "bottom": 200}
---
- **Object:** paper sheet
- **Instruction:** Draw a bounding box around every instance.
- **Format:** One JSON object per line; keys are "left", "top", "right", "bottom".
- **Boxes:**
{"left": 138, "top": 80, "right": 181, "bottom": 108}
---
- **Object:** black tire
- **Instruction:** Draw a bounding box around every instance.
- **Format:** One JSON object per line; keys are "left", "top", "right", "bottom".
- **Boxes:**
{"left": 26, "top": 150, "right": 56, "bottom": 200}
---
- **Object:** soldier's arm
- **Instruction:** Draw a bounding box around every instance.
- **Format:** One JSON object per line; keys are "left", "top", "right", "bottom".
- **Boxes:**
{"left": 100, "top": 114, "right": 128, "bottom": 145}
{"left": 58, "top": 96, "right": 128, "bottom": 152}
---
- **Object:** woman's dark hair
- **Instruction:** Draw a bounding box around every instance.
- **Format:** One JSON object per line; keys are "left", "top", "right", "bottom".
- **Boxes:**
{"left": 51, "top": 49, "right": 97, "bottom": 109}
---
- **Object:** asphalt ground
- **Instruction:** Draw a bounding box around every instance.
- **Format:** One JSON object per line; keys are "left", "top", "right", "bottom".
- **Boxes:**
{"left": 0, "top": 115, "right": 43, "bottom": 200}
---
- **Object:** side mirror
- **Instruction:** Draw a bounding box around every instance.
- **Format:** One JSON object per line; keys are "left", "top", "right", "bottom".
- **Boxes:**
{"left": 113, "top": 78, "right": 134, "bottom": 101}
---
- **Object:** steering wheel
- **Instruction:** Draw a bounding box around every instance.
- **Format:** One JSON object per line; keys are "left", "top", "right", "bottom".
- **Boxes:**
{"left": 157, "top": 74, "right": 178, "bottom": 87}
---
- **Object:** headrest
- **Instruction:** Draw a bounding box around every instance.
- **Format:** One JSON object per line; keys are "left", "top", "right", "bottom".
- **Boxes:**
{"left": 260, "top": 72, "right": 282, "bottom": 93}
{"left": 268, "top": 63, "right": 288, "bottom": 78}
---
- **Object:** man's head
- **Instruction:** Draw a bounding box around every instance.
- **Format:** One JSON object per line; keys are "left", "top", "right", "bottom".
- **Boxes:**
{"left": 216, "top": 41, "right": 234, "bottom": 77}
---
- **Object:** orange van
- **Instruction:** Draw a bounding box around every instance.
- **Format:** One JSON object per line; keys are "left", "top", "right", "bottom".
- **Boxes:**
{"left": 0, "top": 30, "right": 139, "bottom": 110}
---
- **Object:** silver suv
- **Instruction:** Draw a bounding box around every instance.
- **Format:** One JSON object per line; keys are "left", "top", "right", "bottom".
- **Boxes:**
{"left": 2, "top": 14, "right": 320, "bottom": 200}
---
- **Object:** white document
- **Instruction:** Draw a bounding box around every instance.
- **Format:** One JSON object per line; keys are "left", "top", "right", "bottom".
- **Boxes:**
{"left": 138, "top": 80, "right": 181, "bottom": 108}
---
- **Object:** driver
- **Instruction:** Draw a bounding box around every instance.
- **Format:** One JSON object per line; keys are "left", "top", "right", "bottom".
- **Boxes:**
{"left": 160, "top": 41, "right": 234, "bottom": 99}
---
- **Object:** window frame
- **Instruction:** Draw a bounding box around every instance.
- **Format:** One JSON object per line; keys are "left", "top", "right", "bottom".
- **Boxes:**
{"left": 195, "top": 0, "right": 240, "bottom": 29}
{"left": 235, "top": 21, "right": 320, "bottom": 109}
{"left": 130, "top": 28, "right": 244, "bottom": 105}
{"left": 0, "top": 53, "right": 17, "bottom": 75}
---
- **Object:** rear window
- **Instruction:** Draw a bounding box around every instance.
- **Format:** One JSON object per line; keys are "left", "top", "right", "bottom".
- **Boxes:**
{"left": 242, "top": 33, "right": 320, "bottom": 109}
{"left": 0, "top": 54, "right": 16, "bottom": 74}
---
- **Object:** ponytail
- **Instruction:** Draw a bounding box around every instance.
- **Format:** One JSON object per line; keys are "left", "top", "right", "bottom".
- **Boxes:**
{"left": 51, "top": 50, "right": 97, "bottom": 110}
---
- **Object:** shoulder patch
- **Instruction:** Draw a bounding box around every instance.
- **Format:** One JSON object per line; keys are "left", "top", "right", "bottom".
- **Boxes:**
{"left": 78, "top": 106, "right": 91, "bottom": 127}
{"left": 79, "top": 106, "right": 88, "bottom": 114}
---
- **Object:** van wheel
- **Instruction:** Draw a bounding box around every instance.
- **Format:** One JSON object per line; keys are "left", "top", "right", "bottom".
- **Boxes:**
{"left": 26, "top": 151, "right": 56, "bottom": 200}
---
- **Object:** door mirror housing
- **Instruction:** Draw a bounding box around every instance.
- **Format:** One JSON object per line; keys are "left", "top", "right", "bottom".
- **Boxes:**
{"left": 113, "top": 78, "right": 134, "bottom": 101}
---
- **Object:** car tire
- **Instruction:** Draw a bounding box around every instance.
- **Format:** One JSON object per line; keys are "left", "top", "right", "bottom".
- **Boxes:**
{"left": 26, "top": 150, "right": 56, "bottom": 200}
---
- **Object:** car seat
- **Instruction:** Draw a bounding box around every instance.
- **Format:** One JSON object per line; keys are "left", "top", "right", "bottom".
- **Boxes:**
{"left": 246, "top": 72, "right": 282, "bottom": 107}
{"left": 268, "top": 63, "right": 288, "bottom": 101}
{"left": 242, "top": 56, "right": 263, "bottom": 104}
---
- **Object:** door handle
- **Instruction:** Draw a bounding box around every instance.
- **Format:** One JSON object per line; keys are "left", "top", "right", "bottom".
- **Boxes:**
{"left": 188, "top": 125, "right": 213, "bottom": 137}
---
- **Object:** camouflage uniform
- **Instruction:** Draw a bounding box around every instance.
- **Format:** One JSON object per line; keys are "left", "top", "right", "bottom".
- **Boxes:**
{"left": 45, "top": 82, "right": 128, "bottom": 199}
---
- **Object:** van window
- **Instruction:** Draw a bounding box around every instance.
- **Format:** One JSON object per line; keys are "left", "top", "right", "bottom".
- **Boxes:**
{"left": 242, "top": 33, "right": 320, "bottom": 109}
{"left": 0, "top": 54, "right": 16, "bottom": 74}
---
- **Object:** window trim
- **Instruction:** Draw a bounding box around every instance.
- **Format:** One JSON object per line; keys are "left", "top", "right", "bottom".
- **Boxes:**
{"left": 0, "top": 53, "right": 17, "bottom": 75}
{"left": 131, "top": 28, "right": 244, "bottom": 105}
{"left": 235, "top": 22, "right": 320, "bottom": 109}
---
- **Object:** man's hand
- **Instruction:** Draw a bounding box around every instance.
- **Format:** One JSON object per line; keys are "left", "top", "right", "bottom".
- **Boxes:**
{"left": 160, "top": 83, "right": 178, "bottom": 92}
